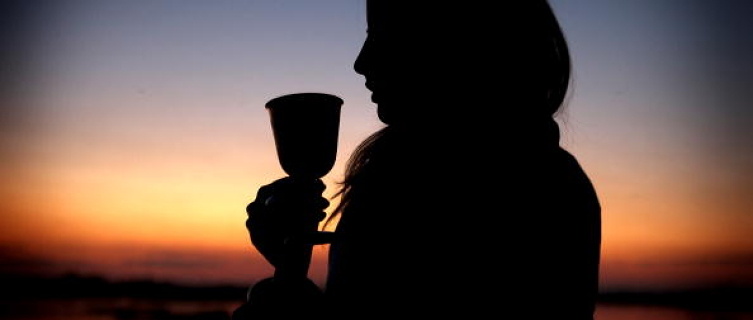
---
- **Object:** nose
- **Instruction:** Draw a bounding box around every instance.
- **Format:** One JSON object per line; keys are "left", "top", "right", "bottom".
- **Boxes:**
{"left": 353, "top": 37, "right": 371, "bottom": 77}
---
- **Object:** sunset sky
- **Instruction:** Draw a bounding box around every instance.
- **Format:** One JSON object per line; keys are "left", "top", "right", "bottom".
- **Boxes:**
{"left": 1, "top": 0, "right": 751, "bottom": 291}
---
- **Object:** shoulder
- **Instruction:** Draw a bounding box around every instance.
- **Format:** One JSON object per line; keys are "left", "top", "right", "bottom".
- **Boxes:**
{"left": 555, "top": 147, "right": 601, "bottom": 210}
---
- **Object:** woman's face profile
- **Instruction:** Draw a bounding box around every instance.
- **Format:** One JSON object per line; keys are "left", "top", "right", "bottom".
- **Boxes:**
{"left": 354, "top": 0, "right": 391, "bottom": 123}
{"left": 353, "top": 1, "right": 485, "bottom": 126}
{"left": 353, "top": 0, "right": 422, "bottom": 125}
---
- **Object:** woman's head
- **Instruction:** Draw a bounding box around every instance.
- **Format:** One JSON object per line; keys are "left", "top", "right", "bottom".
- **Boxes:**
{"left": 329, "top": 1, "right": 572, "bottom": 226}
{"left": 355, "top": 1, "right": 571, "bottom": 128}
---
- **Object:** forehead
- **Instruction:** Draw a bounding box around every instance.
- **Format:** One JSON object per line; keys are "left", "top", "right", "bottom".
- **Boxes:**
{"left": 365, "top": 0, "right": 384, "bottom": 28}
{"left": 365, "top": 1, "right": 421, "bottom": 31}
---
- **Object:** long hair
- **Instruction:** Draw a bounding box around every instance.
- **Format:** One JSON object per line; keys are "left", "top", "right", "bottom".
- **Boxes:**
{"left": 328, "top": 0, "right": 571, "bottom": 226}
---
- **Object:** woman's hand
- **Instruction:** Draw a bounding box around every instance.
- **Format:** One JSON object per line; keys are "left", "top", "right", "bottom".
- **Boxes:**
{"left": 245, "top": 177, "right": 329, "bottom": 268}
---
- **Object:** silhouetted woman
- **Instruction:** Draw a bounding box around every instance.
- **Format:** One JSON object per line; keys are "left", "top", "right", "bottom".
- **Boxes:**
{"left": 235, "top": 1, "right": 600, "bottom": 319}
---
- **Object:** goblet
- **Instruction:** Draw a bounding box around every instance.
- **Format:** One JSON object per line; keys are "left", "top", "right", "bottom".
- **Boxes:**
{"left": 265, "top": 93, "right": 342, "bottom": 281}
{"left": 266, "top": 93, "right": 342, "bottom": 180}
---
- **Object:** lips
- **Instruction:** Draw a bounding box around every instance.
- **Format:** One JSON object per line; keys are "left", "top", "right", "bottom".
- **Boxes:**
{"left": 365, "top": 81, "right": 378, "bottom": 103}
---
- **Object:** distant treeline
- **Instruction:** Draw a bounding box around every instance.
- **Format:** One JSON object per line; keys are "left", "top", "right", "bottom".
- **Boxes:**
{"left": 1, "top": 273, "right": 752, "bottom": 311}
{"left": 599, "top": 289, "right": 753, "bottom": 312}
{"left": 0, "top": 273, "right": 248, "bottom": 301}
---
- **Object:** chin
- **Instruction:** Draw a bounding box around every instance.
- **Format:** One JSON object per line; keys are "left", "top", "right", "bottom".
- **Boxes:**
{"left": 377, "top": 106, "right": 392, "bottom": 125}
{"left": 376, "top": 100, "right": 414, "bottom": 126}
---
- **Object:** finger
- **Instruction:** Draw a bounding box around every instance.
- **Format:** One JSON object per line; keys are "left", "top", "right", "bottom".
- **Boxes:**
{"left": 253, "top": 177, "right": 291, "bottom": 202}
{"left": 254, "top": 184, "right": 274, "bottom": 202}
{"left": 246, "top": 201, "right": 264, "bottom": 216}
{"left": 309, "top": 211, "right": 327, "bottom": 223}
{"left": 295, "top": 196, "right": 329, "bottom": 212}
{"left": 315, "top": 197, "right": 329, "bottom": 210}
{"left": 287, "top": 178, "right": 325, "bottom": 194}
{"left": 263, "top": 192, "right": 327, "bottom": 212}
{"left": 312, "top": 179, "right": 326, "bottom": 193}
{"left": 298, "top": 231, "right": 336, "bottom": 245}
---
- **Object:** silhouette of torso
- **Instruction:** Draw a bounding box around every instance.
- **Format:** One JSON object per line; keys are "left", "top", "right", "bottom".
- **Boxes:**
{"left": 326, "top": 125, "right": 600, "bottom": 319}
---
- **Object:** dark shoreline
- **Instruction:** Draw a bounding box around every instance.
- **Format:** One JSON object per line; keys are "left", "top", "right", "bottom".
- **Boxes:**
{"left": 2, "top": 274, "right": 752, "bottom": 311}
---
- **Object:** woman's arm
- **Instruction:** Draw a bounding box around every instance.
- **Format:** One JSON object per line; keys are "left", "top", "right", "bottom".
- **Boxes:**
{"left": 232, "top": 178, "right": 329, "bottom": 319}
